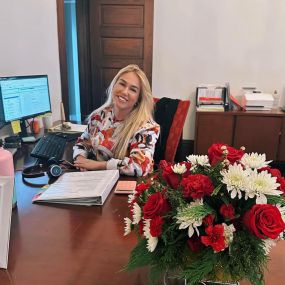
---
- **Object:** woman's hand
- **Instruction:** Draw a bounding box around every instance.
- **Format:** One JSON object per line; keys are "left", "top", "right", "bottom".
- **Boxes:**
{"left": 74, "top": 155, "right": 107, "bottom": 171}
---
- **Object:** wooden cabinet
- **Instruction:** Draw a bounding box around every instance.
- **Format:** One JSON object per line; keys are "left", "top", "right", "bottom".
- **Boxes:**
{"left": 195, "top": 109, "right": 285, "bottom": 161}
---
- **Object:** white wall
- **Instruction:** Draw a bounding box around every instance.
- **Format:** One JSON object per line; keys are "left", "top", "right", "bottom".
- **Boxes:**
{"left": 153, "top": 0, "right": 285, "bottom": 139}
{"left": 0, "top": 0, "right": 61, "bottom": 136}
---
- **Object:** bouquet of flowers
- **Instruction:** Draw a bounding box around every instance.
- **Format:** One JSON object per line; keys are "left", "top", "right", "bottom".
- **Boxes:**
{"left": 123, "top": 143, "right": 285, "bottom": 285}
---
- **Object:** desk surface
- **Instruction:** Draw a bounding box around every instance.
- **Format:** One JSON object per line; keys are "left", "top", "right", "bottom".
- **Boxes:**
{"left": 1, "top": 145, "right": 285, "bottom": 285}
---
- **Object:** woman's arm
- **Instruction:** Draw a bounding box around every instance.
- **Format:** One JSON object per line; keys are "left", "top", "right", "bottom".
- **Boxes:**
{"left": 106, "top": 123, "right": 160, "bottom": 176}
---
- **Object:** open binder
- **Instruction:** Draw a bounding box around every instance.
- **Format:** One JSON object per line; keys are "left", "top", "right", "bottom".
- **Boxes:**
{"left": 0, "top": 176, "right": 14, "bottom": 269}
{"left": 33, "top": 170, "right": 119, "bottom": 206}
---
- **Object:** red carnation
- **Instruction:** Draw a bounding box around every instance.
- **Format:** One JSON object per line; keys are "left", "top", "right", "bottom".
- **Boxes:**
{"left": 208, "top": 143, "right": 244, "bottom": 166}
{"left": 162, "top": 165, "right": 181, "bottom": 189}
{"left": 243, "top": 204, "right": 285, "bottom": 239}
{"left": 187, "top": 235, "right": 204, "bottom": 253}
{"left": 259, "top": 167, "right": 282, "bottom": 178}
{"left": 277, "top": 176, "right": 285, "bottom": 195}
{"left": 149, "top": 216, "right": 164, "bottom": 237}
{"left": 181, "top": 174, "right": 214, "bottom": 199}
{"left": 201, "top": 224, "right": 226, "bottom": 252}
{"left": 143, "top": 192, "right": 170, "bottom": 219}
{"left": 135, "top": 182, "right": 150, "bottom": 197}
{"left": 203, "top": 214, "right": 215, "bottom": 226}
{"left": 219, "top": 204, "right": 235, "bottom": 220}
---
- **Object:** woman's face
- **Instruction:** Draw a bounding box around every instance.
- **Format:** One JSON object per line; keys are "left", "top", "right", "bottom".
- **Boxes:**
{"left": 112, "top": 71, "right": 141, "bottom": 115}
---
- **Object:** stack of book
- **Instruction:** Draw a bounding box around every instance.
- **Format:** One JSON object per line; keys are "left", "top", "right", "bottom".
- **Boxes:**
{"left": 196, "top": 85, "right": 226, "bottom": 112}
{"left": 241, "top": 93, "right": 274, "bottom": 111}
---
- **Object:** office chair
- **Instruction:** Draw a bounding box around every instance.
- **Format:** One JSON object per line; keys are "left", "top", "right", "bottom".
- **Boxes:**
{"left": 153, "top": 97, "right": 190, "bottom": 164}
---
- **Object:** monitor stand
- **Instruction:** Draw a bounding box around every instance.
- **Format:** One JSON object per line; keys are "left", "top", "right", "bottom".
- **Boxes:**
{"left": 19, "top": 120, "right": 36, "bottom": 143}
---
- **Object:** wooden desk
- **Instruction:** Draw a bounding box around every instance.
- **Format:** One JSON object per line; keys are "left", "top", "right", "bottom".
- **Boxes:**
{"left": 1, "top": 143, "right": 285, "bottom": 285}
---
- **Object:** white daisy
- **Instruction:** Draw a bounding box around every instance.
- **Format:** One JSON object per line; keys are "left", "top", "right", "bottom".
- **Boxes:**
{"left": 244, "top": 169, "right": 282, "bottom": 204}
{"left": 221, "top": 163, "right": 248, "bottom": 199}
{"left": 241, "top": 153, "right": 272, "bottom": 169}
{"left": 176, "top": 199, "right": 204, "bottom": 238}
{"left": 132, "top": 202, "right": 142, "bottom": 224}
{"left": 172, "top": 163, "right": 187, "bottom": 174}
{"left": 143, "top": 219, "right": 158, "bottom": 252}
{"left": 276, "top": 204, "right": 285, "bottom": 223}
{"left": 186, "top": 155, "right": 210, "bottom": 171}
{"left": 123, "top": 217, "right": 132, "bottom": 236}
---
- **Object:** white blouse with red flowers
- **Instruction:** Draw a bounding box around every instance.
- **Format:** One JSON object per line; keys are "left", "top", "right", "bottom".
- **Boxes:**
{"left": 73, "top": 106, "right": 160, "bottom": 176}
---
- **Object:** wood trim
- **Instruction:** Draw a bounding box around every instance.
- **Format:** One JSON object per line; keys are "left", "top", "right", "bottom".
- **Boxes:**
{"left": 144, "top": 0, "right": 154, "bottom": 85}
{"left": 56, "top": 0, "right": 70, "bottom": 119}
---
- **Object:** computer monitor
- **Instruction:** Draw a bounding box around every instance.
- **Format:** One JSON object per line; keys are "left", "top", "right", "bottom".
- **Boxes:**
{"left": 0, "top": 75, "right": 51, "bottom": 137}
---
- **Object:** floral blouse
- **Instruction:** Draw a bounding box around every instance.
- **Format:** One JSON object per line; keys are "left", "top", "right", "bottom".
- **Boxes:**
{"left": 73, "top": 106, "right": 160, "bottom": 176}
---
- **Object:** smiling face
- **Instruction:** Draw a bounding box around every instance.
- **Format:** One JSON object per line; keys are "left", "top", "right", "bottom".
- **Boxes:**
{"left": 112, "top": 71, "right": 141, "bottom": 119}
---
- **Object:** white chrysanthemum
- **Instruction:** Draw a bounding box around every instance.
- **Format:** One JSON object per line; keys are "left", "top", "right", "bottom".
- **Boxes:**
{"left": 172, "top": 163, "right": 187, "bottom": 174}
{"left": 132, "top": 202, "right": 142, "bottom": 224}
{"left": 176, "top": 199, "right": 203, "bottom": 238}
{"left": 123, "top": 217, "right": 132, "bottom": 236}
{"left": 143, "top": 219, "right": 158, "bottom": 252}
{"left": 221, "top": 163, "right": 248, "bottom": 199}
{"left": 241, "top": 153, "right": 272, "bottom": 169}
{"left": 186, "top": 155, "right": 210, "bottom": 170}
{"left": 263, "top": 239, "right": 277, "bottom": 255}
{"left": 223, "top": 223, "right": 235, "bottom": 246}
{"left": 244, "top": 170, "right": 282, "bottom": 204}
{"left": 128, "top": 193, "right": 136, "bottom": 204}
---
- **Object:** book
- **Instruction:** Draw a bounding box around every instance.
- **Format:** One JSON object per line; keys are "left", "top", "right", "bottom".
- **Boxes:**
{"left": 33, "top": 170, "right": 119, "bottom": 206}
{"left": 114, "top": 180, "right": 137, "bottom": 194}
{"left": 196, "top": 105, "right": 225, "bottom": 112}
{"left": 0, "top": 176, "right": 14, "bottom": 269}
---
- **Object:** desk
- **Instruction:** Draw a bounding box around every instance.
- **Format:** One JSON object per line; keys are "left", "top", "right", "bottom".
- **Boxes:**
{"left": 1, "top": 144, "right": 285, "bottom": 285}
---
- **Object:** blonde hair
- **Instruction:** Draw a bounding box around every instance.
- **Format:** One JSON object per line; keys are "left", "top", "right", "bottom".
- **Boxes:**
{"left": 93, "top": 64, "right": 154, "bottom": 159}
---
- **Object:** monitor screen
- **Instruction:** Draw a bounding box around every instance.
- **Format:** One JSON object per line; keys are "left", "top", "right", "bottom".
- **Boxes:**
{"left": 0, "top": 75, "right": 51, "bottom": 123}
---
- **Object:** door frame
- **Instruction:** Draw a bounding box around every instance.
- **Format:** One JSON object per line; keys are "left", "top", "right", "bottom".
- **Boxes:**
{"left": 56, "top": 0, "right": 69, "bottom": 119}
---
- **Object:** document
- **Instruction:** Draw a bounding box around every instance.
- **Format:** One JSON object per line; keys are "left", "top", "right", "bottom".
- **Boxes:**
{"left": 33, "top": 170, "right": 119, "bottom": 206}
{"left": 0, "top": 176, "right": 14, "bottom": 269}
{"left": 49, "top": 123, "right": 87, "bottom": 134}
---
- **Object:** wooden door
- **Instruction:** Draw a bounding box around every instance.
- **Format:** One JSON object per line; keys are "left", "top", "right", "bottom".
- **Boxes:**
{"left": 77, "top": 0, "right": 154, "bottom": 119}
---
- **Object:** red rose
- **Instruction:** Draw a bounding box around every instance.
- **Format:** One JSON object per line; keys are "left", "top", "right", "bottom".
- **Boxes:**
{"left": 243, "top": 204, "right": 285, "bottom": 239}
{"left": 219, "top": 204, "right": 235, "bottom": 220}
{"left": 181, "top": 174, "right": 214, "bottom": 199}
{"left": 135, "top": 182, "right": 150, "bottom": 197}
{"left": 203, "top": 214, "right": 215, "bottom": 226}
{"left": 201, "top": 224, "right": 226, "bottom": 252}
{"left": 187, "top": 235, "right": 204, "bottom": 253}
{"left": 143, "top": 192, "right": 170, "bottom": 219}
{"left": 149, "top": 216, "right": 164, "bottom": 237}
{"left": 162, "top": 165, "right": 181, "bottom": 189}
{"left": 208, "top": 143, "right": 244, "bottom": 166}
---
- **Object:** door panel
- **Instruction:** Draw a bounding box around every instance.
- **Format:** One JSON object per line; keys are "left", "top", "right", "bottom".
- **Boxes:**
{"left": 77, "top": 0, "right": 154, "bottom": 119}
{"left": 233, "top": 116, "right": 282, "bottom": 160}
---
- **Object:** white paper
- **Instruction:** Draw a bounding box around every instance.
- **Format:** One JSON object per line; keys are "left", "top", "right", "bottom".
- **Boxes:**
{"left": 34, "top": 170, "right": 119, "bottom": 206}
{"left": 0, "top": 176, "right": 14, "bottom": 269}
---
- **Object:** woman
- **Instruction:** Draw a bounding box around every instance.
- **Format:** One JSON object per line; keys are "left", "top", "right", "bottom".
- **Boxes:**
{"left": 73, "top": 64, "right": 160, "bottom": 176}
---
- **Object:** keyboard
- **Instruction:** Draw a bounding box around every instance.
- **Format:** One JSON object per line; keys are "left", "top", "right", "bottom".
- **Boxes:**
{"left": 31, "top": 134, "right": 67, "bottom": 162}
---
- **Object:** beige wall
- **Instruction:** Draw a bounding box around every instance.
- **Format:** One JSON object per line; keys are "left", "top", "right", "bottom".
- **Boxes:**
{"left": 153, "top": 0, "right": 285, "bottom": 139}
{"left": 0, "top": 0, "right": 62, "bottom": 136}
{"left": 1, "top": 0, "right": 285, "bottom": 141}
